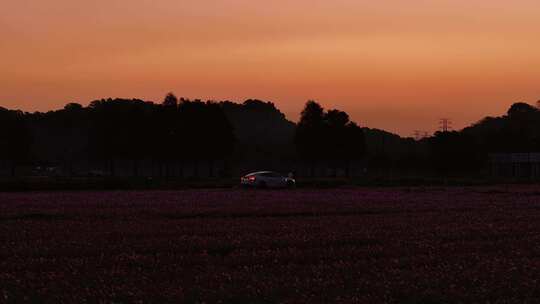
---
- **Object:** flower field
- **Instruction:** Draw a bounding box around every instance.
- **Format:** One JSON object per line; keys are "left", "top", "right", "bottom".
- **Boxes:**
{"left": 2, "top": 186, "right": 540, "bottom": 303}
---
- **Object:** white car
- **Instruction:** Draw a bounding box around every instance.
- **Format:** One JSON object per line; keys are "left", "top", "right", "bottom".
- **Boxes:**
{"left": 240, "top": 171, "right": 295, "bottom": 188}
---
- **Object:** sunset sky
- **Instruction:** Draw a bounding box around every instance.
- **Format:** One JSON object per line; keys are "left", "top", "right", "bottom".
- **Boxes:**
{"left": 2, "top": 0, "right": 540, "bottom": 136}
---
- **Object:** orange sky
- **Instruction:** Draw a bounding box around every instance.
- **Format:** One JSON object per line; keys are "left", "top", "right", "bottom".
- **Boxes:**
{"left": 2, "top": 0, "right": 540, "bottom": 136}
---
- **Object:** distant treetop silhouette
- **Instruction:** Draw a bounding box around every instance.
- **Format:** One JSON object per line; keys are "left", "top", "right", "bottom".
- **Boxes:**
{"left": 0, "top": 96, "right": 539, "bottom": 178}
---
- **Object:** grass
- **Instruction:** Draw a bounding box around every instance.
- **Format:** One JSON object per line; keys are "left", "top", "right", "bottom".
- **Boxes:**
{"left": 2, "top": 187, "right": 540, "bottom": 302}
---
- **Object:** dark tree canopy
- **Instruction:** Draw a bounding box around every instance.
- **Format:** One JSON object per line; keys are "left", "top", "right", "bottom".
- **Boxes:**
{"left": 1, "top": 97, "right": 540, "bottom": 179}
{"left": 220, "top": 99, "right": 296, "bottom": 161}
{"left": 0, "top": 108, "right": 31, "bottom": 175}
{"left": 162, "top": 92, "right": 178, "bottom": 108}
{"left": 429, "top": 131, "right": 482, "bottom": 174}
{"left": 507, "top": 102, "right": 538, "bottom": 117}
{"left": 295, "top": 101, "right": 366, "bottom": 166}
{"left": 295, "top": 101, "right": 326, "bottom": 161}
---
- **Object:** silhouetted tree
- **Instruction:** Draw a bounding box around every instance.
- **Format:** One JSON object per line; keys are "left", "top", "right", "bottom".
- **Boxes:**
{"left": 322, "top": 109, "right": 367, "bottom": 176}
{"left": 220, "top": 99, "right": 296, "bottom": 164}
{"left": 295, "top": 101, "right": 366, "bottom": 177}
{"left": 507, "top": 102, "right": 538, "bottom": 117}
{"left": 88, "top": 98, "right": 156, "bottom": 176}
{"left": 463, "top": 102, "right": 540, "bottom": 154}
{"left": 156, "top": 92, "right": 181, "bottom": 177}
{"left": 295, "top": 101, "right": 325, "bottom": 176}
{"left": 0, "top": 108, "right": 31, "bottom": 176}
{"left": 343, "top": 122, "right": 366, "bottom": 176}
{"left": 154, "top": 97, "right": 182, "bottom": 177}
{"left": 429, "top": 131, "right": 482, "bottom": 175}
{"left": 162, "top": 92, "right": 178, "bottom": 108}
{"left": 64, "top": 102, "right": 84, "bottom": 111}
{"left": 178, "top": 99, "right": 235, "bottom": 178}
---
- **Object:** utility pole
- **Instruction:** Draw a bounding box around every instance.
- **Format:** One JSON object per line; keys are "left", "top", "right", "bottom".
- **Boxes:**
{"left": 439, "top": 118, "right": 452, "bottom": 132}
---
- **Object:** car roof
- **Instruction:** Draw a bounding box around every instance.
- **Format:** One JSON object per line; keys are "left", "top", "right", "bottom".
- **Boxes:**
{"left": 245, "top": 171, "right": 280, "bottom": 176}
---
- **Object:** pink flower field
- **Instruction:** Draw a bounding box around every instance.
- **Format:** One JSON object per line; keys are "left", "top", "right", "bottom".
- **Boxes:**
{"left": 2, "top": 186, "right": 540, "bottom": 303}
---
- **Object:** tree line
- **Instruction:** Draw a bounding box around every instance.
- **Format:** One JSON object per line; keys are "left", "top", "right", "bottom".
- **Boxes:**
{"left": 1, "top": 94, "right": 539, "bottom": 178}
{"left": 0, "top": 94, "right": 365, "bottom": 177}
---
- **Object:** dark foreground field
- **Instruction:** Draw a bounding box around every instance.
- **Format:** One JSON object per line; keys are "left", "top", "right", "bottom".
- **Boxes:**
{"left": 2, "top": 186, "right": 540, "bottom": 303}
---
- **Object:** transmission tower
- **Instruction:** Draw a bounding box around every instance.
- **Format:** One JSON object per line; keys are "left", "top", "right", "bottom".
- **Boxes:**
{"left": 439, "top": 118, "right": 452, "bottom": 132}
{"left": 413, "top": 130, "right": 423, "bottom": 140}
{"left": 413, "top": 130, "right": 422, "bottom": 140}
{"left": 413, "top": 130, "right": 429, "bottom": 140}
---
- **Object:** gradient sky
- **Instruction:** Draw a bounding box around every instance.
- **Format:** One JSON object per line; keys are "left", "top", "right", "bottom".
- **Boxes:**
{"left": 2, "top": 0, "right": 540, "bottom": 136}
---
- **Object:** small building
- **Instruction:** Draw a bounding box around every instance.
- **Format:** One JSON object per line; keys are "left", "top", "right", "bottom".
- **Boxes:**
{"left": 489, "top": 153, "right": 540, "bottom": 179}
